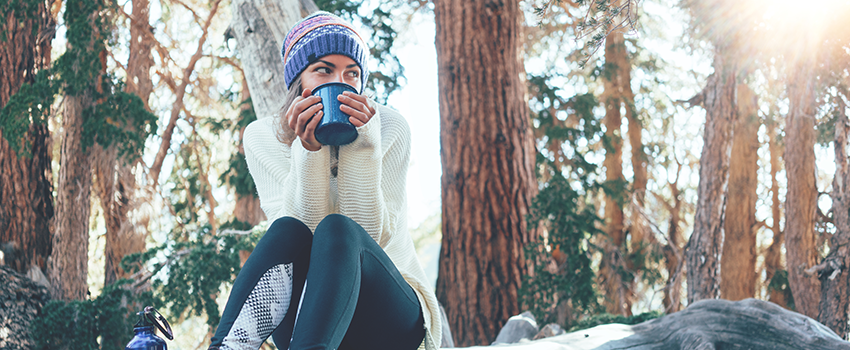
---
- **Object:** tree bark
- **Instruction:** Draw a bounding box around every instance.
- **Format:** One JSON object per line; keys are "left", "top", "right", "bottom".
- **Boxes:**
{"left": 47, "top": 0, "right": 106, "bottom": 301}
{"left": 625, "top": 48, "right": 648, "bottom": 295}
{"left": 764, "top": 117, "right": 789, "bottom": 309}
{"left": 49, "top": 89, "right": 93, "bottom": 301}
{"left": 686, "top": 51, "right": 737, "bottom": 303}
{"left": 599, "top": 31, "right": 631, "bottom": 316}
{"left": 434, "top": 0, "right": 538, "bottom": 345}
{"left": 818, "top": 99, "right": 850, "bottom": 339}
{"left": 662, "top": 166, "right": 684, "bottom": 313}
{"left": 235, "top": 77, "right": 265, "bottom": 227}
{"left": 228, "top": 0, "right": 301, "bottom": 120}
{"left": 99, "top": 0, "right": 155, "bottom": 287}
{"left": 784, "top": 54, "right": 821, "bottom": 319}
{"left": 720, "top": 83, "right": 758, "bottom": 300}
{"left": 0, "top": 0, "right": 56, "bottom": 277}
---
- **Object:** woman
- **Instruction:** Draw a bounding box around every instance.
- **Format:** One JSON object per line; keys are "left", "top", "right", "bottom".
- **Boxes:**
{"left": 208, "top": 11, "right": 441, "bottom": 350}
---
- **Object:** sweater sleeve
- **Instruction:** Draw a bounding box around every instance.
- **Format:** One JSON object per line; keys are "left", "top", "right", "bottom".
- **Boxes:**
{"left": 336, "top": 102, "right": 394, "bottom": 245}
{"left": 243, "top": 118, "right": 332, "bottom": 230}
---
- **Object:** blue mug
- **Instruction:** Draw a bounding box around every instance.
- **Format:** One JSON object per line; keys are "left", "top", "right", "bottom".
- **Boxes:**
{"left": 312, "top": 82, "right": 359, "bottom": 146}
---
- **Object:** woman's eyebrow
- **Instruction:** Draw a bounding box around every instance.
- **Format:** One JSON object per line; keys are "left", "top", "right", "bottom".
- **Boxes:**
{"left": 316, "top": 60, "right": 359, "bottom": 70}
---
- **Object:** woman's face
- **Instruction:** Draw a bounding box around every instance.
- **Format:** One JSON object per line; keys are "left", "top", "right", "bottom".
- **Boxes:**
{"left": 300, "top": 54, "right": 361, "bottom": 93}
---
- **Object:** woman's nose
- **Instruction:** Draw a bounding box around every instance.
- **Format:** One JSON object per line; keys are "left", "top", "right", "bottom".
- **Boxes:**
{"left": 330, "top": 72, "right": 346, "bottom": 83}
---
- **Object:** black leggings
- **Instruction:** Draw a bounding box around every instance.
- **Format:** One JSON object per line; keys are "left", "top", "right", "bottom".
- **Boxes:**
{"left": 211, "top": 214, "right": 425, "bottom": 350}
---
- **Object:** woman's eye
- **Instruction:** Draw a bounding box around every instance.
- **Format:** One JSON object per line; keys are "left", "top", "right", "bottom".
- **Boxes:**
{"left": 316, "top": 67, "right": 331, "bottom": 74}
{"left": 347, "top": 71, "right": 360, "bottom": 78}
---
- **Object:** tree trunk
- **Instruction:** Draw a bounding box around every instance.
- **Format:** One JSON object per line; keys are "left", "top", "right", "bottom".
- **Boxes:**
{"left": 235, "top": 78, "right": 265, "bottom": 227}
{"left": 625, "top": 48, "right": 648, "bottom": 294}
{"left": 100, "top": 0, "right": 155, "bottom": 286}
{"left": 47, "top": 0, "right": 105, "bottom": 301}
{"left": 96, "top": 147, "right": 147, "bottom": 286}
{"left": 434, "top": 0, "right": 538, "bottom": 345}
{"left": 818, "top": 99, "right": 850, "bottom": 339}
{"left": 599, "top": 31, "right": 631, "bottom": 316}
{"left": 662, "top": 168, "right": 684, "bottom": 313}
{"left": 784, "top": 54, "right": 821, "bottom": 319}
{"left": 49, "top": 90, "right": 93, "bottom": 301}
{"left": 720, "top": 83, "right": 758, "bottom": 300}
{"left": 686, "top": 52, "right": 737, "bottom": 303}
{"left": 228, "top": 0, "right": 301, "bottom": 120}
{"left": 0, "top": 0, "right": 56, "bottom": 277}
{"left": 764, "top": 117, "right": 789, "bottom": 309}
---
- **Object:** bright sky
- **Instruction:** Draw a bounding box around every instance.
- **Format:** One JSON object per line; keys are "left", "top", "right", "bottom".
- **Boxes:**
{"left": 383, "top": 13, "right": 443, "bottom": 229}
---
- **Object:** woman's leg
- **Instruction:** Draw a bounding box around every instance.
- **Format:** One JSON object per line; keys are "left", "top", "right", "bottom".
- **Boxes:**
{"left": 209, "top": 217, "right": 312, "bottom": 350}
{"left": 288, "top": 214, "right": 425, "bottom": 350}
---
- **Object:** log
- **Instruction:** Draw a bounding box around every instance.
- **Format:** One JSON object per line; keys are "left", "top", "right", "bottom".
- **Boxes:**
{"left": 454, "top": 299, "right": 849, "bottom": 349}
{"left": 0, "top": 265, "right": 50, "bottom": 349}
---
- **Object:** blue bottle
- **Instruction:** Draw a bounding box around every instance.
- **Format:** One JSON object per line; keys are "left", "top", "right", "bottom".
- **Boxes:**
{"left": 125, "top": 306, "right": 174, "bottom": 350}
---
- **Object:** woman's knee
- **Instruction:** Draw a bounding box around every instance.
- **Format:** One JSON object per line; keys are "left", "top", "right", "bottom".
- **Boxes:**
{"left": 313, "top": 214, "right": 367, "bottom": 251}
{"left": 262, "top": 216, "right": 312, "bottom": 246}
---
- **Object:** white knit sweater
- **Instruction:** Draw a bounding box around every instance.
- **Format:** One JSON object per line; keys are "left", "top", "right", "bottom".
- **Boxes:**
{"left": 243, "top": 103, "right": 441, "bottom": 350}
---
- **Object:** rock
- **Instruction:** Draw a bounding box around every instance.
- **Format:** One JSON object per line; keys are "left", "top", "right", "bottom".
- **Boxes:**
{"left": 0, "top": 265, "right": 50, "bottom": 350}
{"left": 491, "top": 311, "right": 538, "bottom": 345}
{"left": 456, "top": 299, "right": 850, "bottom": 349}
{"left": 532, "top": 323, "right": 564, "bottom": 340}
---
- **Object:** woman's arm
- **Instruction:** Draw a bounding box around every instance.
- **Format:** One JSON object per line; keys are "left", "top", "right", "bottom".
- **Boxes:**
{"left": 244, "top": 118, "right": 332, "bottom": 230}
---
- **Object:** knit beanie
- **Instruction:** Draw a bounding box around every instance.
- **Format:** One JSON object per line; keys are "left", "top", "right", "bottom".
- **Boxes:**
{"left": 282, "top": 11, "right": 369, "bottom": 93}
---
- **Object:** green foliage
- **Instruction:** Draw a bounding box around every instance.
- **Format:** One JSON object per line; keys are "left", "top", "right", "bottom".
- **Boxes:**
{"left": 122, "top": 223, "right": 263, "bottom": 328}
{"left": 315, "top": 0, "right": 360, "bottom": 14}
{"left": 568, "top": 310, "right": 663, "bottom": 332}
{"left": 520, "top": 170, "right": 602, "bottom": 326}
{"left": 55, "top": 0, "right": 109, "bottom": 97}
{"left": 360, "top": 5, "right": 405, "bottom": 102}
{"left": 521, "top": 71, "right": 606, "bottom": 326}
{"left": 0, "top": 0, "right": 157, "bottom": 159}
{"left": 215, "top": 98, "right": 258, "bottom": 197}
{"left": 84, "top": 87, "right": 159, "bottom": 162}
{"left": 527, "top": 73, "right": 601, "bottom": 182}
{"left": 31, "top": 280, "right": 157, "bottom": 350}
{"left": 222, "top": 152, "right": 256, "bottom": 197}
{"left": 0, "top": 70, "right": 57, "bottom": 155}
{"left": 767, "top": 270, "right": 796, "bottom": 312}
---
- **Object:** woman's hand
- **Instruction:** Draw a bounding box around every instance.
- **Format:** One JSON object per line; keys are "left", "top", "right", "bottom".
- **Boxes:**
{"left": 287, "top": 88, "right": 323, "bottom": 151}
{"left": 338, "top": 91, "right": 376, "bottom": 127}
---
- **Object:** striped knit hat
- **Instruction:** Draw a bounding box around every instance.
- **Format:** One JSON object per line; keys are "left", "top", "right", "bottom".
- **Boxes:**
{"left": 281, "top": 11, "right": 369, "bottom": 93}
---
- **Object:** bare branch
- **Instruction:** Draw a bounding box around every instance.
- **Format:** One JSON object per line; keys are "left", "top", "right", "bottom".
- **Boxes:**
{"left": 678, "top": 92, "right": 704, "bottom": 108}
{"left": 220, "top": 228, "right": 255, "bottom": 235}
{"left": 150, "top": 0, "right": 223, "bottom": 186}
{"left": 170, "top": 0, "right": 203, "bottom": 26}
{"left": 206, "top": 54, "right": 245, "bottom": 74}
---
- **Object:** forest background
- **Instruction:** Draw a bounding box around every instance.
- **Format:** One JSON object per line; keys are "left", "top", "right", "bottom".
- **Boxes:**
{"left": 2, "top": 0, "right": 850, "bottom": 349}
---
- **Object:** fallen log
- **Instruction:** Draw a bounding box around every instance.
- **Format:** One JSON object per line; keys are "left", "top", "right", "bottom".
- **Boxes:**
{"left": 0, "top": 265, "right": 50, "bottom": 349}
{"left": 455, "top": 298, "right": 850, "bottom": 349}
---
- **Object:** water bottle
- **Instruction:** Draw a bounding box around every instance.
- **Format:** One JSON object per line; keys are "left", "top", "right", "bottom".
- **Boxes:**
{"left": 125, "top": 306, "right": 174, "bottom": 350}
